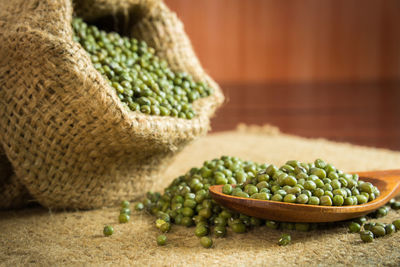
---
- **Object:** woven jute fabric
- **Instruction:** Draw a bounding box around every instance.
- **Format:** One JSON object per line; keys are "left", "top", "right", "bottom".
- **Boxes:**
{"left": 1, "top": 127, "right": 400, "bottom": 266}
{"left": 0, "top": 0, "right": 223, "bottom": 209}
{"left": 0, "top": 151, "right": 31, "bottom": 209}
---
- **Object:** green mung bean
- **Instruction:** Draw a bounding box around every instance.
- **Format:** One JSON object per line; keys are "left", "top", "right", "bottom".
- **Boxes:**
{"left": 348, "top": 222, "right": 361, "bottom": 233}
{"left": 156, "top": 234, "right": 167, "bottom": 246}
{"left": 200, "top": 236, "right": 213, "bottom": 248}
{"left": 119, "top": 213, "right": 130, "bottom": 223}
{"left": 360, "top": 230, "right": 374, "bottom": 243}
{"left": 103, "top": 225, "right": 114, "bottom": 236}
{"left": 278, "top": 233, "right": 291, "bottom": 246}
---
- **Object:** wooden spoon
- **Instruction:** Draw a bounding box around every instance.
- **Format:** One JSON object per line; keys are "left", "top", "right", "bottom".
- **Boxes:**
{"left": 209, "top": 169, "right": 400, "bottom": 223}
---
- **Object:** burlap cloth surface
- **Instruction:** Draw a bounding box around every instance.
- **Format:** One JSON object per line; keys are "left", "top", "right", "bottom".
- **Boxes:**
{"left": 1, "top": 125, "right": 400, "bottom": 266}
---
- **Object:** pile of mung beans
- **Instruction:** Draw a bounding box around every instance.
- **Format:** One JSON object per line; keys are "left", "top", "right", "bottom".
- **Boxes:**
{"left": 221, "top": 158, "right": 380, "bottom": 206}
{"left": 72, "top": 18, "right": 212, "bottom": 119}
{"left": 103, "top": 157, "right": 400, "bottom": 247}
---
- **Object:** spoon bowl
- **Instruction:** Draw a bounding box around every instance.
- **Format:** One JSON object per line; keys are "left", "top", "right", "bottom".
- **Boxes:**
{"left": 209, "top": 169, "right": 400, "bottom": 222}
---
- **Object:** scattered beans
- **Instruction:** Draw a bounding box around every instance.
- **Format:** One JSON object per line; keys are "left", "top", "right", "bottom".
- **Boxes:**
{"left": 103, "top": 225, "right": 114, "bottom": 236}
{"left": 113, "top": 156, "right": 400, "bottom": 247}
{"left": 278, "top": 233, "right": 291, "bottom": 246}
{"left": 157, "top": 234, "right": 167, "bottom": 246}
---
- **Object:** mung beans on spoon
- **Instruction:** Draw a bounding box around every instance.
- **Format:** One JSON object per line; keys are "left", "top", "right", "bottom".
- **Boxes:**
{"left": 209, "top": 169, "right": 400, "bottom": 222}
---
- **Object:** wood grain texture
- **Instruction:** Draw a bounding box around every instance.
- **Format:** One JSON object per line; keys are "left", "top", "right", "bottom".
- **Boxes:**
{"left": 165, "top": 0, "right": 400, "bottom": 83}
{"left": 210, "top": 82, "right": 400, "bottom": 150}
{"left": 164, "top": 0, "right": 400, "bottom": 150}
{"left": 209, "top": 169, "right": 400, "bottom": 222}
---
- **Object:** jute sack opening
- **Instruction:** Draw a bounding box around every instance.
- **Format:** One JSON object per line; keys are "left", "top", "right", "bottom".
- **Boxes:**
{"left": 0, "top": 0, "right": 224, "bottom": 209}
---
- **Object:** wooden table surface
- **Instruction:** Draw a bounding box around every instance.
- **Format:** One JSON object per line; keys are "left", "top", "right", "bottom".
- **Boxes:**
{"left": 210, "top": 82, "right": 400, "bottom": 151}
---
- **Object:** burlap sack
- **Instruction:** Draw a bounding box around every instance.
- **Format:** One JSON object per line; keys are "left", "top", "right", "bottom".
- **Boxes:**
{"left": 0, "top": 0, "right": 223, "bottom": 209}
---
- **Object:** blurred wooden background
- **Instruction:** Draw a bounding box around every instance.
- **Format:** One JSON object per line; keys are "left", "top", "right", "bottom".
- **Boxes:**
{"left": 165, "top": 0, "right": 400, "bottom": 150}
